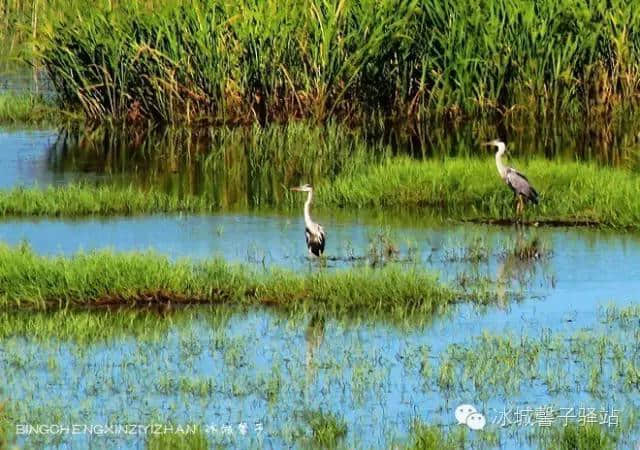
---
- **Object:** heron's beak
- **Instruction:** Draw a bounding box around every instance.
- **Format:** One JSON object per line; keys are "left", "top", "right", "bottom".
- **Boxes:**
{"left": 481, "top": 141, "right": 492, "bottom": 147}
{"left": 290, "top": 186, "right": 302, "bottom": 192}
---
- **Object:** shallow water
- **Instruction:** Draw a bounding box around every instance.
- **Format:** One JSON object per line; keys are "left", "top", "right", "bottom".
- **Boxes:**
{"left": 3, "top": 294, "right": 639, "bottom": 448}
{"left": 0, "top": 129, "right": 61, "bottom": 188}
{"left": 1, "top": 125, "right": 640, "bottom": 449}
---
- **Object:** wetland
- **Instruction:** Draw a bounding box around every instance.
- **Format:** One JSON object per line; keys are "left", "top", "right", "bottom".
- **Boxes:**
{"left": 2, "top": 1, "right": 640, "bottom": 448}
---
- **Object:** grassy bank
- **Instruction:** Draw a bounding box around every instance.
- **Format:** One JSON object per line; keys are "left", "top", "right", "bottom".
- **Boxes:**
{"left": 0, "top": 243, "right": 467, "bottom": 315}
{"left": 319, "top": 158, "right": 640, "bottom": 228}
{"left": 0, "top": 184, "right": 212, "bottom": 216}
{"left": 1, "top": 157, "right": 638, "bottom": 228}
{"left": 30, "top": 0, "right": 640, "bottom": 124}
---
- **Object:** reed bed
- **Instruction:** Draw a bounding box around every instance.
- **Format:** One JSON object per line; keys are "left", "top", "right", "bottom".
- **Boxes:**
{"left": 0, "top": 243, "right": 463, "bottom": 315}
{"left": 26, "top": 0, "right": 640, "bottom": 124}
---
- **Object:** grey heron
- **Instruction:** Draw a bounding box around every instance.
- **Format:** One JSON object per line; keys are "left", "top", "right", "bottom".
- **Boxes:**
{"left": 291, "top": 184, "right": 326, "bottom": 257}
{"left": 483, "top": 139, "right": 539, "bottom": 216}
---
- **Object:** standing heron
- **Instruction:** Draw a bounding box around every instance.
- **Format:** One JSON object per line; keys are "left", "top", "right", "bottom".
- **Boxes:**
{"left": 483, "top": 139, "right": 539, "bottom": 216}
{"left": 291, "top": 184, "right": 326, "bottom": 257}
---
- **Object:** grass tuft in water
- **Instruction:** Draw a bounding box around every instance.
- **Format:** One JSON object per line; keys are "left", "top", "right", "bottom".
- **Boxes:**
{"left": 302, "top": 410, "right": 347, "bottom": 449}
{"left": 407, "top": 422, "right": 466, "bottom": 450}
{"left": 146, "top": 427, "right": 209, "bottom": 450}
{"left": 536, "top": 423, "right": 617, "bottom": 450}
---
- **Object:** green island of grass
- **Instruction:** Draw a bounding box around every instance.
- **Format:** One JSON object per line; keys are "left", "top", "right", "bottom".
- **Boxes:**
{"left": 0, "top": 158, "right": 637, "bottom": 228}
{"left": 0, "top": 243, "right": 470, "bottom": 316}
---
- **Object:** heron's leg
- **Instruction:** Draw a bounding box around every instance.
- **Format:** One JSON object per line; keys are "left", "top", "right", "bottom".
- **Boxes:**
{"left": 518, "top": 195, "right": 522, "bottom": 216}
{"left": 516, "top": 196, "right": 524, "bottom": 218}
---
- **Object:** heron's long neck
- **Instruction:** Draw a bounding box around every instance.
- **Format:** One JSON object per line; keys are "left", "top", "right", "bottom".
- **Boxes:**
{"left": 303, "top": 191, "right": 314, "bottom": 228}
{"left": 495, "top": 152, "right": 507, "bottom": 179}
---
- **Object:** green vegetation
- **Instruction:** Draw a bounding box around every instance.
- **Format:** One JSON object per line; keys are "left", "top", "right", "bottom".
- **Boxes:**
{"left": 1, "top": 156, "right": 637, "bottom": 228}
{"left": 23, "top": 0, "right": 640, "bottom": 124}
{"left": 0, "top": 307, "right": 233, "bottom": 342}
{"left": 0, "top": 401, "right": 11, "bottom": 450}
{"left": 536, "top": 423, "right": 618, "bottom": 450}
{"left": 433, "top": 327, "right": 640, "bottom": 398}
{"left": 301, "top": 410, "right": 347, "bottom": 449}
{"left": 0, "top": 243, "right": 466, "bottom": 315}
{"left": 42, "top": 122, "right": 383, "bottom": 211}
{"left": 0, "top": 93, "right": 61, "bottom": 124}
{"left": 2, "top": 304, "right": 640, "bottom": 448}
{"left": 406, "top": 422, "right": 619, "bottom": 450}
{"left": 146, "top": 428, "right": 209, "bottom": 450}
{"left": 407, "top": 423, "right": 466, "bottom": 450}
{"left": 0, "top": 184, "right": 212, "bottom": 216}
{"left": 321, "top": 158, "right": 640, "bottom": 228}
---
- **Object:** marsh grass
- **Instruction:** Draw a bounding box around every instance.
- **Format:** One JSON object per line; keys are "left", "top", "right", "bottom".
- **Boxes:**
{"left": 320, "top": 158, "right": 640, "bottom": 228}
{"left": 599, "top": 303, "right": 640, "bottom": 328}
{"left": 0, "top": 92, "right": 60, "bottom": 124}
{"left": 536, "top": 423, "right": 618, "bottom": 450}
{"left": 1, "top": 157, "right": 638, "bottom": 228}
{"left": 28, "top": 0, "right": 640, "bottom": 124}
{"left": 407, "top": 422, "right": 466, "bottom": 450}
{"left": 146, "top": 428, "right": 209, "bottom": 450}
{"left": 0, "top": 184, "right": 212, "bottom": 216}
{"left": 300, "top": 410, "right": 347, "bottom": 449}
{"left": 0, "top": 243, "right": 467, "bottom": 317}
{"left": 0, "top": 401, "right": 12, "bottom": 450}
{"left": 431, "top": 323, "right": 640, "bottom": 400}
{"left": 442, "top": 236, "right": 490, "bottom": 264}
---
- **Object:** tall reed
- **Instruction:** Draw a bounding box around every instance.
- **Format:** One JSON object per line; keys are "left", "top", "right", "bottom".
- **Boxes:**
{"left": 33, "top": 0, "right": 640, "bottom": 124}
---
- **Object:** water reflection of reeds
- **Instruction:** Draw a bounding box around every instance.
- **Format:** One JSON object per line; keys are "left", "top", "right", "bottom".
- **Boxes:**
{"left": 45, "top": 120, "right": 640, "bottom": 211}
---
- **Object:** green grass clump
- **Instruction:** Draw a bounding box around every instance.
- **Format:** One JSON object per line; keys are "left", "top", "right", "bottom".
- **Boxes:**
{"left": 302, "top": 410, "right": 348, "bottom": 449}
{"left": 407, "top": 422, "right": 466, "bottom": 450}
{"left": 146, "top": 428, "right": 209, "bottom": 450}
{"left": 0, "top": 93, "right": 60, "bottom": 124}
{"left": 32, "top": 0, "right": 640, "bottom": 124}
{"left": 0, "top": 184, "right": 212, "bottom": 216}
{"left": 320, "top": 158, "right": 640, "bottom": 228}
{"left": 537, "top": 424, "right": 617, "bottom": 450}
{"left": 0, "top": 243, "right": 461, "bottom": 316}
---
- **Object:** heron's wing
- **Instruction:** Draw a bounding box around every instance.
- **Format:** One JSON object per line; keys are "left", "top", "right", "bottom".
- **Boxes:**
{"left": 306, "top": 224, "right": 326, "bottom": 243}
{"left": 512, "top": 168, "right": 529, "bottom": 182}
{"left": 506, "top": 169, "right": 528, "bottom": 191}
{"left": 316, "top": 225, "right": 326, "bottom": 253}
{"left": 305, "top": 223, "right": 326, "bottom": 255}
{"left": 506, "top": 168, "right": 538, "bottom": 202}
